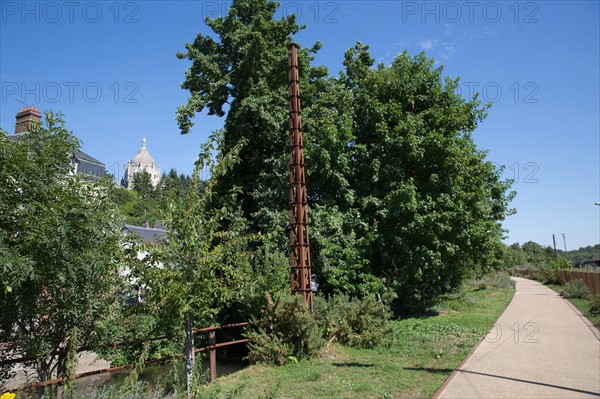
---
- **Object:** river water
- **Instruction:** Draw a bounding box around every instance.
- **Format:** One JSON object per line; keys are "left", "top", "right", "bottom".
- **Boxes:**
{"left": 12, "top": 357, "right": 246, "bottom": 398}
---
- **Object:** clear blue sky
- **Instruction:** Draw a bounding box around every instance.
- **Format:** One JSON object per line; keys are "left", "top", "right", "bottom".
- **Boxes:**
{"left": 1, "top": 1, "right": 598, "bottom": 250}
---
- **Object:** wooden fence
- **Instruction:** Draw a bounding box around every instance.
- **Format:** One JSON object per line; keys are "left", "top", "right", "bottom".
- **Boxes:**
{"left": 514, "top": 269, "right": 600, "bottom": 295}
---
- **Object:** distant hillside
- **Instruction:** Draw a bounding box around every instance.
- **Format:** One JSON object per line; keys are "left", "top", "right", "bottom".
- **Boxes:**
{"left": 563, "top": 244, "right": 600, "bottom": 265}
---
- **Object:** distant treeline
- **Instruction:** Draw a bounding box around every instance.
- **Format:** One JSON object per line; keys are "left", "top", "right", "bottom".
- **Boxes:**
{"left": 504, "top": 241, "right": 600, "bottom": 269}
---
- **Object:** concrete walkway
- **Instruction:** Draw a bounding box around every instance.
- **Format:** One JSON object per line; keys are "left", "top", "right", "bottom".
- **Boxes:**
{"left": 435, "top": 277, "right": 600, "bottom": 398}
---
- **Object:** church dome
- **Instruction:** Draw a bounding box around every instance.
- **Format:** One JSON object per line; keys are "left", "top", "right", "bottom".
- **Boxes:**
{"left": 131, "top": 137, "right": 157, "bottom": 166}
{"left": 124, "top": 137, "right": 161, "bottom": 189}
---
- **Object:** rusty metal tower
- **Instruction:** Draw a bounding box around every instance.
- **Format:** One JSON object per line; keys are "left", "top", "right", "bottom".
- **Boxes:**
{"left": 287, "top": 43, "right": 313, "bottom": 313}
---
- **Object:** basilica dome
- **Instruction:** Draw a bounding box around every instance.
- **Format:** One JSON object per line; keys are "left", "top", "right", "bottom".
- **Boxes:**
{"left": 123, "top": 137, "right": 160, "bottom": 188}
{"left": 131, "top": 138, "right": 157, "bottom": 166}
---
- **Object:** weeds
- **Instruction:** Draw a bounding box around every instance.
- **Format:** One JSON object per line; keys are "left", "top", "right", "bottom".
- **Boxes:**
{"left": 81, "top": 381, "right": 165, "bottom": 399}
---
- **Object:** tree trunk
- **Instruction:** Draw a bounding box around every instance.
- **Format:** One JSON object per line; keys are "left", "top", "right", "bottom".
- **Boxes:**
{"left": 37, "top": 359, "right": 50, "bottom": 383}
{"left": 55, "top": 351, "right": 66, "bottom": 399}
{"left": 185, "top": 314, "right": 194, "bottom": 399}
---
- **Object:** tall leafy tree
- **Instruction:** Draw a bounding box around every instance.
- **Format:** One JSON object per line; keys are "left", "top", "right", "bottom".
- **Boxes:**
{"left": 177, "top": 0, "right": 515, "bottom": 312}
{"left": 341, "top": 44, "right": 515, "bottom": 310}
{"left": 176, "top": 0, "right": 371, "bottom": 296}
{"left": 176, "top": 0, "right": 318, "bottom": 229}
{"left": 0, "top": 112, "right": 125, "bottom": 383}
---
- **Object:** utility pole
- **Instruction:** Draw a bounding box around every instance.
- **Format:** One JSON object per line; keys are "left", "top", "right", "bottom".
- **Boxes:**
{"left": 552, "top": 234, "right": 557, "bottom": 258}
{"left": 562, "top": 233, "right": 567, "bottom": 252}
{"left": 288, "top": 43, "right": 313, "bottom": 314}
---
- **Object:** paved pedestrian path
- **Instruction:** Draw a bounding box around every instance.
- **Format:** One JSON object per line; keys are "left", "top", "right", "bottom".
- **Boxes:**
{"left": 435, "top": 277, "right": 600, "bottom": 398}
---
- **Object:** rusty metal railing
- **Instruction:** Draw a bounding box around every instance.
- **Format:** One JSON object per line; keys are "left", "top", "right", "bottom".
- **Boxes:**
{"left": 4, "top": 321, "right": 251, "bottom": 390}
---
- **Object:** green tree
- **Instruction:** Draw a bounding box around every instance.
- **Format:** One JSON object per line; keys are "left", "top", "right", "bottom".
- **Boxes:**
{"left": 176, "top": 0, "right": 372, "bottom": 296}
{"left": 507, "top": 241, "right": 570, "bottom": 270}
{"left": 0, "top": 112, "right": 126, "bottom": 383}
{"left": 564, "top": 244, "right": 600, "bottom": 266}
{"left": 159, "top": 169, "right": 185, "bottom": 199}
{"left": 131, "top": 170, "right": 155, "bottom": 200}
{"left": 155, "top": 168, "right": 197, "bottom": 212}
{"left": 522, "top": 241, "right": 554, "bottom": 266}
{"left": 176, "top": 0, "right": 315, "bottom": 229}
{"left": 110, "top": 185, "right": 162, "bottom": 227}
{"left": 177, "top": 0, "right": 515, "bottom": 313}
{"left": 340, "top": 44, "right": 515, "bottom": 311}
{"left": 130, "top": 134, "right": 252, "bottom": 396}
{"left": 111, "top": 170, "right": 165, "bottom": 226}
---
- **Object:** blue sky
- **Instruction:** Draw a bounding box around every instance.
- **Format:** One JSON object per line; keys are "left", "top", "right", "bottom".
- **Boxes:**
{"left": 1, "top": 1, "right": 598, "bottom": 250}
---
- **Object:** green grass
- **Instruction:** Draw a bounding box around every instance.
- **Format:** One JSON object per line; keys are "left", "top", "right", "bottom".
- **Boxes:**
{"left": 196, "top": 283, "right": 514, "bottom": 399}
{"left": 546, "top": 284, "right": 600, "bottom": 327}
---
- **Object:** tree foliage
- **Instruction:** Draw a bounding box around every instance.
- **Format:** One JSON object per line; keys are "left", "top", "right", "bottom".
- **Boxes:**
{"left": 111, "top": 168, "right": 193, "bottom": 227}
{"left": 177, "top": 0, "right": 515, "bottom": 313}
{"left": 562, "top": 244, "right": 600, "bottom": 266}
{"left": 341, "top": 44, "right": 516, "bottom": 310}
{"left": 129, "top": 133, "right": 253, "bottom": 334}
{"left": 503, "top": 241, "right": 571, "bottom": 270}
{"left": 0, "top": 112, "right": 125, "bottom": 383}
{"left": 131, "top": 170, "right": 154, "bottom": 200}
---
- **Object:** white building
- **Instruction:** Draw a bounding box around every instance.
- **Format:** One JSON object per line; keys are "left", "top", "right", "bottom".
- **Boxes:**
{"left": 123, "top": 137, "right": 160, "bottom": 188}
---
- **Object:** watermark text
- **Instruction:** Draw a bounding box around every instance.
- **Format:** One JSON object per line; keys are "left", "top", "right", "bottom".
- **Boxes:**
{"left": 401, "top": 1, "right": 539, "bottom": 24}
{"left": 1, "top": 1, "right": 139, "bottom": 24}
{"left": 1, "top": 81, "right": 140, "bottom": 104}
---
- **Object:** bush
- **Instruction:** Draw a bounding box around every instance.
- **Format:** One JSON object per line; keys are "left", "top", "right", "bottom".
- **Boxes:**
{"left": 490, "top": 273, "right": 515, "bottom": 289}
{"left": 245, "top": 293, "right": 324, "bottom": 365}
{"left": 472, "top": 273, "right": 515, "bottom": 291}
{"left": 588, "top": 294, "right": 600, "bottom": 317}
{"left": 560, "top": 279, "right": 590, "bottom": 299}
{"left": 549, "top": 257, "right": 571, "bottom": 270}
{"left": 322, "top": 294, "right": 393, "bottom": 348}
{"left": 533, "top": 267, "right": 559, "bottom": 284}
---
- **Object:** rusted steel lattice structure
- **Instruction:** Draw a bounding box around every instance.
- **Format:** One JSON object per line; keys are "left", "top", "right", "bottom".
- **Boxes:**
{"left": 288, "top": 43, "right": 313, "bottom": 313}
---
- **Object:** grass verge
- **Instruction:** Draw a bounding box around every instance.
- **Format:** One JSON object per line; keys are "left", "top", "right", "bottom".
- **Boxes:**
{"left": 197, "top": 282, "right": 514, "bottom": 399}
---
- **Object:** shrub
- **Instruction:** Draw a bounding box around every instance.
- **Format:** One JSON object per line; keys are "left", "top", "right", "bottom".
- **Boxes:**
{"left": 588, "top": 294, "right": 600, "bottom": 317}
{"left": 472, "top": 279, "right": 488, "bottom": 290}
{"left": 472, "top": 273, "right": 515, "bottom": 291}
{"left": 560, "top": 279, "right": 590, "bottom": 299}
{"left": 324, "top": 294, "right": 393, "bottom": 348}
{"left": 490, "top": 273, "right": 516, "bottom": 289}
{"left": 245, "top": 293, "right": 324, "bottom": 366}
{"left": 549, "top": 257, "right": 571, "bottom": 270}
{"left": 533, "top": 267, "right": 559, "bottom": 284}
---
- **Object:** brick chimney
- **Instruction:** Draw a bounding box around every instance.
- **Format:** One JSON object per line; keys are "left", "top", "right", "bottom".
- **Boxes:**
{"left": 15, "top": 106, "right": 42, "bottom": 134}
